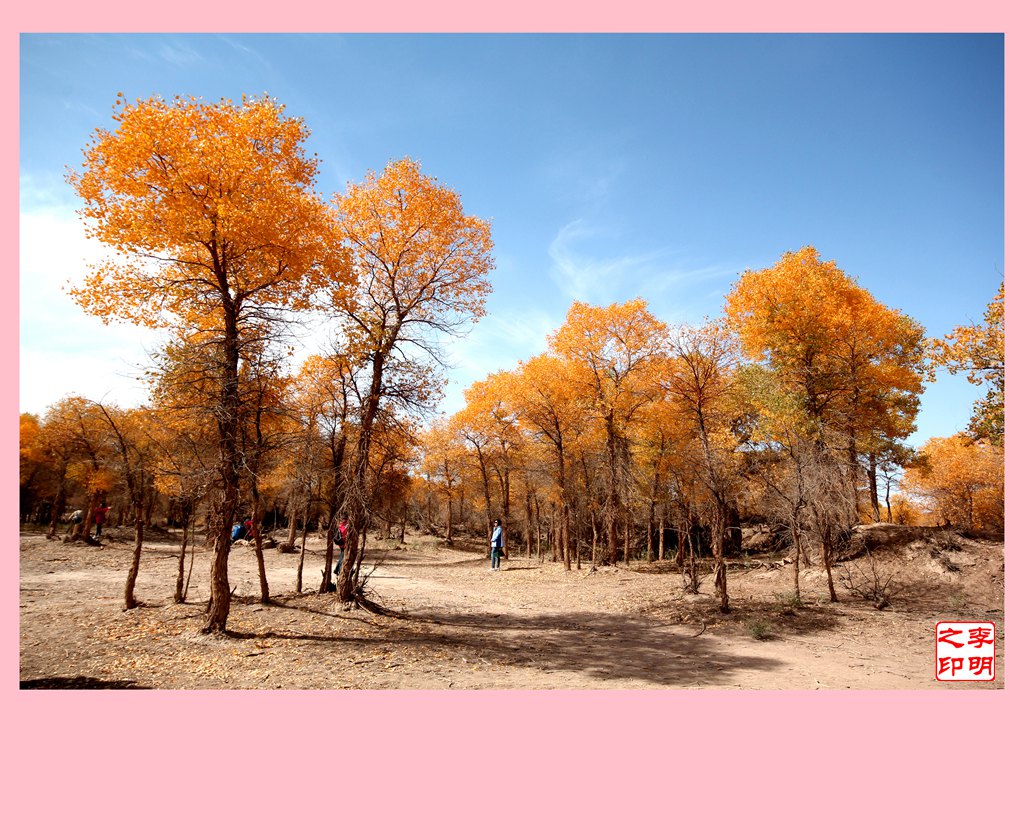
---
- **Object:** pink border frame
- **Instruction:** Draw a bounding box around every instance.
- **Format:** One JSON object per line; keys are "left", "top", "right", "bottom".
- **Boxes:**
{"left": 7, "top": 3, "right": 1016, "bottom": 818}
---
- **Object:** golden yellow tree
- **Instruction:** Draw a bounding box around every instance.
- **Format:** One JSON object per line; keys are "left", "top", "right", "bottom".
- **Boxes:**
{"left": 510, "top": 354, "right": 588, "bottom": 569}
{"left": 632, "top": 395, "right": 690, "bottom": 564}
{"left": 931, "top": 280, "right": 1004, "bottom": 444}
{"left": 31, "top": 401, "right": 88, "bottom": 538}
{"left": 48, "top": 397, "right": 119, "bottom": 542}
{"left": 663, "top": 322, "right": 742, "bottom": 610}
{"left": 420, "top": 417, "right": 468, "bottom": 546}
{"left": 327, "top": 158, "right": 494, "bottom": 601}
{"left": 725, "top": 246, "right": 926, "bottom": 532}
{"left": 549, "top": 299, "right": 667, "bottom": 565}
{"left": 458, "top": 371, "right": 523, "bottom": 542}
{"left": 68, "top": 94, "right": 351, "bottom": 632}
{"left": 902, "top": 434, "right": 1004, "bottom": 532}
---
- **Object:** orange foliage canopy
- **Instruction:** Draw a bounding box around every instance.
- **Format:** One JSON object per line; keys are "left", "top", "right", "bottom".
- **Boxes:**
{"left": 931, "top": 280, "right": 1004, "bottom": 443}
{"left": 724, "top": 246, "right": 925, "bottom": 444}
{"left": 549, "top": 298, "right": 668, "bottom": 432}
{"left": 330, "top": 157, "right": 493, "bottom": 355}
{"left": 902, "top": 434, "right": 1003, "bottom": 532}
{"left": 67, "top": 94, "right": 351, "bottom": 326}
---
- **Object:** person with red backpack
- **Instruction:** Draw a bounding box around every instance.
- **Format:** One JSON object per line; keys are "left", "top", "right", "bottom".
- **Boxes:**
{"left": 332, "top": 513, "right": 350, "bottom": 580}
{"left": 93, "top": 502, "right": 111, "bottom": 538}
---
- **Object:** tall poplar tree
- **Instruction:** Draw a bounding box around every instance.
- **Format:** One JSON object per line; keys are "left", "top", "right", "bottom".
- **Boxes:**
{"left": 68, "top": 94, "right": 352, "bottom": 632}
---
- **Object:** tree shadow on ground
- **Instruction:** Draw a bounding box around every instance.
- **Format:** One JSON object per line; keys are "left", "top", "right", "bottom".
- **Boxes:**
{"left": 391, "top": 607, "right": 787, "bottom": 687}
{"left": 21, "top": 676, "right": 145, "bottom": 689}
{"left": 212, "top": 578, "right": 857, "bottom": 686}
{"left": 191, "top": 591, "right": 785, "bottom": 686}
{"left": 222, "top": 629, "right": 373, "bottom": 644}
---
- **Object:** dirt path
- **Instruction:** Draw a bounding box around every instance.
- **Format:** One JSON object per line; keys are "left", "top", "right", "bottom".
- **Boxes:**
{"left": 19, "top": 530, "right": 1004, "bottom": 689}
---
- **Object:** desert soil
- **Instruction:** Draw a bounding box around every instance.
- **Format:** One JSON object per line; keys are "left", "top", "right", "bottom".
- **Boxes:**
{"left": 19, "top": 526, "right": 1004, "bottom": 689}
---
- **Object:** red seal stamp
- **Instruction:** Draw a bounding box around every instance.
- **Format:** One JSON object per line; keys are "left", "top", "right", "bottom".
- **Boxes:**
{"left": 935, "top": 621, "right": 996, "bottom": 682}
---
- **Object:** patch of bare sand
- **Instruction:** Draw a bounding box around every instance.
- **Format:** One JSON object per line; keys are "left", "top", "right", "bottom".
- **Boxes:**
{"left": 19, "top": 529, "right": 1004, "bottom": 689}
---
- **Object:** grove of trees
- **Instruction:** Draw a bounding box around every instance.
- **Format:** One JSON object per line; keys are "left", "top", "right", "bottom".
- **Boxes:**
{"left": 18, "top": 94, "right": 1005, "bottom": 630}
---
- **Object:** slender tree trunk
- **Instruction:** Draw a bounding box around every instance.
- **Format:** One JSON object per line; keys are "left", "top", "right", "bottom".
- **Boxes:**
{"left": 321, "top": 526, "right": 336, "bottom": 593}
{"left": 647, "top": 467, "right": 661, "bottom": 562}
{"left": 566, "top": 513, "right": 572, "bottom": 568}
{"left": 251, "top": 509, "right": 271, "bottom": 604}
{"left": 242, "top": 485, "right": 272, "bottom": 604}
{"left": 472, "top": 443, "right": 494, "bottom": 535}
{"left": 352, "top": 529, "right": 368, "bottom": 595}
{"left": 183, "top": 520, "right": 196, "bottom": 602}
{"left": 712, "top": 503, "right": 729, "bottom": 612}
{"left": 175, "top": 501, "right": 192, "bottom": 603}
{"left": 604, "top": 414, "right": 621, "bottom": 565}
{"left": 445, "top": 487, "right": 454, "bottom": 545}
{"left": 74, "top": 493, "right": 101, "bottom": 541}
{"left": 321, "top": 430, "right": 347, "bottom": 592}
{"left": 297, "top": 498, "right": 311, "bottom": 593}
{"left": 540, "top": 493, "right": 548, "bottom": 565}
{"left": 285, "top": 494, "right": 299, "bottom": 551}
{"left": 46, "top": 483, "right": 67, "bottom": 540}
{"left": 823, "top": 534, "right": 838, "bottom": 603}
{"left": 647, "top": 500, "right": 655, "bottom": 563}
{"left": 868, "top": 453, "right": 881, "bottom": 523}
{"left": 624, "top": 512, "right": 631, "bottom": 565}
{"left": 790, "top": 513, "right": 801, "bottom": 601}
{"left": 501, "top": 466, "right": 512, "bottom": 541}
{"left": 812, "top": 506, "right": 839, "bottom": 603}
{"left": 688, "top": 525, "right": 699, "bottom": 594}
{"left": 525, "top": 490, "right": 535, "bottom": 559}
{"left": 124, "top": 505, "right": 145, "bottom": 610}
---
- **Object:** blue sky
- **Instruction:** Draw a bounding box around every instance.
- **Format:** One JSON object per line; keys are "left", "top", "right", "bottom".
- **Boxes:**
{"left": 19, "top": 33, "right": 1004, "bottom": 445}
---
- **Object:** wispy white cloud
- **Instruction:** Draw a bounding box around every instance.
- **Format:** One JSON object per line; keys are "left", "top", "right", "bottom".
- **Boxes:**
{"left": 19, "top": 202, "right": 162, "bottom": 415}
{"left": 157, "top": 42, "right": 205, "bottom": 68}
{"left": 121, "top": 39, "right": 206, "bottom": 69}
{"left": 217, "top": 35, "right": 274, "bottom": 71}
{"left": 547, "top": 218, "right": 736, "bottom": 317}
{"left": 60, "top": 99, "right": 104, "bottom": 122}
{"left": 549, "top": 219, "right": 660, "bottom": 304}
{"left": 437, "top": 306, "right": 561, "bottom": 414}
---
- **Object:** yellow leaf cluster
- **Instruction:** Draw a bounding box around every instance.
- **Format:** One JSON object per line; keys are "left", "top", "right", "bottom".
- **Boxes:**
{"left": 724, "top": 245, "right": 926, "bottom": 445}
{"left": 67, "top": 94, "right": 352, "bottom": 328}
{"left": 902, "top": 434, "right": 1003, "bottom": 531}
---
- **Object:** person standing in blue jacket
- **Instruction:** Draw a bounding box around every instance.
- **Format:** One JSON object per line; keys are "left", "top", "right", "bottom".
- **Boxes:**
{"left": 490, "top": 519, "right": 503, "bottom": 571}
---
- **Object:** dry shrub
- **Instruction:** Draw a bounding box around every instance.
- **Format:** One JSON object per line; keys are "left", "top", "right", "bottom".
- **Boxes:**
{"left": 837, "top": 548, "right": 900, "bottom": 609}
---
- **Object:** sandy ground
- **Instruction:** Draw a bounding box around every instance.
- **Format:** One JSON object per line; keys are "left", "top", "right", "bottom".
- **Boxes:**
{"left": 19, "top": 526, "right": 1004, "bottom": 689}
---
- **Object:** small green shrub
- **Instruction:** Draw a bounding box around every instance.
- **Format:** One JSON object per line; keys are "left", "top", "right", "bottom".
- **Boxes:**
{"left": 746, "top": 620, "right": 773, "bottom": 641}
{"left": 772, "top": 591, "right": 803, "bottom": 611}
